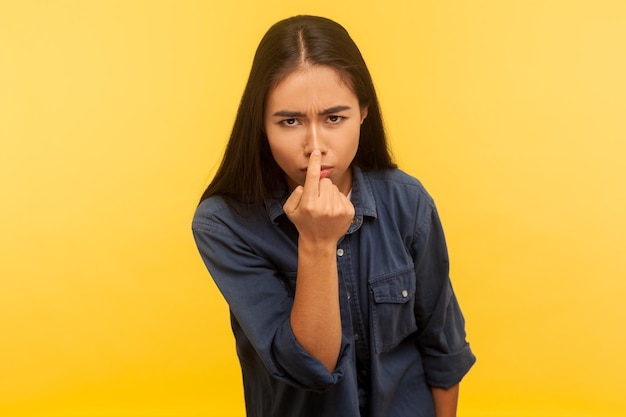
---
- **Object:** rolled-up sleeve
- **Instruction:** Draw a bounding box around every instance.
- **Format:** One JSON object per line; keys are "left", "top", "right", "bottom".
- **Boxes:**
{"left": 411, "top": 201, "right": 476, "bottom": 388}
{"left": 192, "top": 202, "right": 350, "bottom": 391}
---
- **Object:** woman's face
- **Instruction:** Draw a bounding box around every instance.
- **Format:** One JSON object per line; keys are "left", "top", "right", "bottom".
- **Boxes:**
{"left": 264, "top": 65, "right": 367, "bottom": 195}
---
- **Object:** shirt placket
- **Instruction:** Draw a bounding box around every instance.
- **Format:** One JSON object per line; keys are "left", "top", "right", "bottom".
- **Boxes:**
{"left": 337, "top": 220, "right": 371, "bottom": 377}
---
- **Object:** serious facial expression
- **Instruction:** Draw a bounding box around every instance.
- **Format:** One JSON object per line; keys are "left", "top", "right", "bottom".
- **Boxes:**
{"left": 264, "top": 65, "right": 368, "bottom": 195}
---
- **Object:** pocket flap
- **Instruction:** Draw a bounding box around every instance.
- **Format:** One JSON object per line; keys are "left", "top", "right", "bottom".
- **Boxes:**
{"left": 371, "top": 270, "right": 416, "bottom": 303}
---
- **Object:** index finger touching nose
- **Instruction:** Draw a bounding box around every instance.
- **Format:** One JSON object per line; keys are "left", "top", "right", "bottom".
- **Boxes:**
{"left": 303, "top": 149, "right": 321, "bottom": 195}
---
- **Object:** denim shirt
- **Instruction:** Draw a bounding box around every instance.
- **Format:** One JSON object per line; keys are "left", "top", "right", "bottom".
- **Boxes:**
{"left": 192, "top": 167, "right": 476, "bottom": 417}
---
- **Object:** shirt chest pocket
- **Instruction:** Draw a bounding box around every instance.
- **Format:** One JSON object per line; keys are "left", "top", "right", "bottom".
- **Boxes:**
{"left": 369, "top": 266, "right": 418, "bottom": 354}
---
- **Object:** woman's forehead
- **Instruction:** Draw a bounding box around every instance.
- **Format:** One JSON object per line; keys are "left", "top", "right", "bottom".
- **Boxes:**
{"left": 266, "top": 66, "right": 358, "bottom": 110}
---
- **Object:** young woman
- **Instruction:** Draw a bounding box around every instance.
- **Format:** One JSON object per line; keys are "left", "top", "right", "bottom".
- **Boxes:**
{"left": 192, "top": 15, "right": 475, "bottom": 417}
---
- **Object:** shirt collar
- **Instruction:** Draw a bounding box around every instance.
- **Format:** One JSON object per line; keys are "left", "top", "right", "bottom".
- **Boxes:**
{"left": 264, "top": 166, "right": 378, "bottom": 226}
{"left": 351, "top": 165, "right": 377, "bottom": 221}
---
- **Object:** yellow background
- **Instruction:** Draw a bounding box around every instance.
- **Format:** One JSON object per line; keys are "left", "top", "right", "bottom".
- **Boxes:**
{"left": 1, "top": 1, "right": 625, "bottom": 416}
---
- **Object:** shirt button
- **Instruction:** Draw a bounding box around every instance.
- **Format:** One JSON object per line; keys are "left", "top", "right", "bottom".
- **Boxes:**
{"left": 337, "top": 248, "right": 344, "bottom": 257}
{"left": 354, "top": 333, "right": 360, "bottom": 341}
{"left": 347, "top": 292, "right": 351, "bottom": 300}
{"left": 401, "top": 290, "right": 408, "bottom": 298}
{"left": 351, "top": 216, "right": 359, "bottom": 225}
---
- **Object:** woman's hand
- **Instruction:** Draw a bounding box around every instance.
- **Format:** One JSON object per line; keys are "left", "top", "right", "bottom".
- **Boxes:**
{"left": 283, "top": 149, "right": 354, "bottom": 245}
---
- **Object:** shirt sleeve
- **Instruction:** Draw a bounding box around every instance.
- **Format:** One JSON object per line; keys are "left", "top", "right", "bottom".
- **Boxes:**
{"left": 192, "top": 205, "right": 351, "bottom": 392}
{"left": 411, "top": 200, "right": 476, "bottom": 388}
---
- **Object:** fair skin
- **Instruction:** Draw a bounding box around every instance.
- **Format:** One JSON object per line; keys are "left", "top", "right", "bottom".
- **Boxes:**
{"left": 264, "top": 64, "right": 459, "bottom": 417}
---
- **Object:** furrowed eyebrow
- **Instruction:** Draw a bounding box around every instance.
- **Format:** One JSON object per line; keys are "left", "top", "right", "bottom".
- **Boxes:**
{"left": 271, "top": 105, "right": 351, "bottom": 118}
{"left": 272, "top": 110, "right": 305, "bottom": 118}
{"left": 320, "top": 105, "right": 351, "bottom": 115}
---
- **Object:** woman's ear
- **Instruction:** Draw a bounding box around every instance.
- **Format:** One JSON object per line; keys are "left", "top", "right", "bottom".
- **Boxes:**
{"left": 360, "top": 106, "right": 368, "bottom": 124}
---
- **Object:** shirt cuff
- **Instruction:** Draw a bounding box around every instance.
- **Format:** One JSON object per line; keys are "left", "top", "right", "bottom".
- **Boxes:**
{"left": 271, "top": 319, "right": 351, "bottom": 392}
{"left": 421, "top": 343, "right": 476, "bottom": 388}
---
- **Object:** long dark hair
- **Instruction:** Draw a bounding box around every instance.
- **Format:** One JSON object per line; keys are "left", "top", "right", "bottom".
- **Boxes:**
{"left": 200, "top": 15, "right": 396, "bottom": 204}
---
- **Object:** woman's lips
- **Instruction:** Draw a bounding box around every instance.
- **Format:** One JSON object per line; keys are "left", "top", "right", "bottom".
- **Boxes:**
{"left": 301, "top": 166, "right": 333, "bottom": 180}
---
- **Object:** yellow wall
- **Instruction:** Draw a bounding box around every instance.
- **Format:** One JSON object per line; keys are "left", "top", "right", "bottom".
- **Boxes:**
{"left": 1, "top": 1, "right": 625, "bottom": 416}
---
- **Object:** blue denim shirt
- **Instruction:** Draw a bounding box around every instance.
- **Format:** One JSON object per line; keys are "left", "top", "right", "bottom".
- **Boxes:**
{"left": 192, "top": 167, "right": 475, "bottom": 417}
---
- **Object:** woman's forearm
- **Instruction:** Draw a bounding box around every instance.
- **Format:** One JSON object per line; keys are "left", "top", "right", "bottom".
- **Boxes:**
{"left": 432, "top": 384, "right": 459, "bottom": 417}
{"left": 290, "top": 240, "right": 342, "bottom": 373}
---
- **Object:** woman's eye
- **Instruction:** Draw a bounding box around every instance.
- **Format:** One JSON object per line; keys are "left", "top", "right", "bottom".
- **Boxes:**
{"left": 280, "top": 118, "right": 298, "bottom": 126}
{"left": 327, "top": 115, "right": 344, "bottom": 123}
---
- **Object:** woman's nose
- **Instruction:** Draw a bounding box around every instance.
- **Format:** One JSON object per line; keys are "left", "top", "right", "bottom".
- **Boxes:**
{"left": 303, "top": 124, "right": 326, "bottom": 155}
